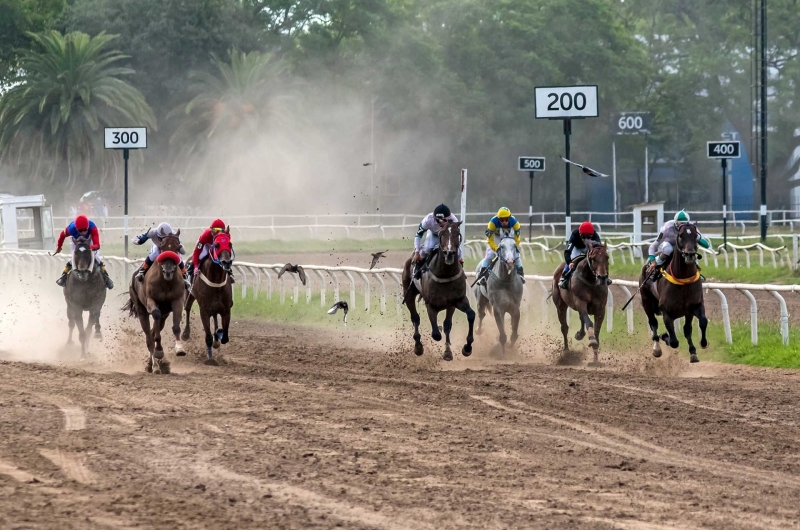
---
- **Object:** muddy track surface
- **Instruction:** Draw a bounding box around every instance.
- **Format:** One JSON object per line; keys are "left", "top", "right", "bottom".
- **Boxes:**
{"left": 2, "top": 322, "right": 800, "bottom": 529}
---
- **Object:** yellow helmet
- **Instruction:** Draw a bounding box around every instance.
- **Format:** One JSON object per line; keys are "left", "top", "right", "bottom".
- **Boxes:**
{"left": 497, "top": 207, "right": 511, "bottom": 219}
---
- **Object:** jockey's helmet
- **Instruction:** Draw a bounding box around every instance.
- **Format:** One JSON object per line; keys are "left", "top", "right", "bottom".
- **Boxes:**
{"left": 75, "top": 215, "right": 89, "bottom": 231}
{"left": 433, "top": 204, "right": 451, "bottom": 220}
{"left": 497, "top": 207, "right": 511, "bottom": 219}
{"left": 579, "top": 221, "right": 594, "bottom": 236}
{"left": 156, "top": 222, "right": 172, "bottom": 238}
{"left": 210, "top": 219, "right": 226, "bottom": 232}
{"left": 674, "top": 210, "right": 690, "bottom": 225}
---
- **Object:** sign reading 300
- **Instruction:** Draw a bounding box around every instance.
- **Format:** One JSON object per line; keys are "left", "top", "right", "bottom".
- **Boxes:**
{"left": 534, "top": 86, "right": 599, "bottom": 119}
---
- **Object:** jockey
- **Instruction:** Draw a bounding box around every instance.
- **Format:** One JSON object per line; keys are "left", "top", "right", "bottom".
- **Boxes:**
{"left": 132, "top": 222, "right": 190, "bottom": 288}
{"left": 476, "top": 207, "right": 524, "bottom": 285}
{"left": 55, "top": 214, "right": 114, "bottom": 289}
{"left": 559, "top": 221, "right": 606, "bottom": 289}
{"left": 413, "top": 203, "right": 461, "bottom": 279}
{"left": 191, "top": 219, "right": 235, "bottom": 283}
{"left": 646, "top": 210, "right": 710, "bottom": 275}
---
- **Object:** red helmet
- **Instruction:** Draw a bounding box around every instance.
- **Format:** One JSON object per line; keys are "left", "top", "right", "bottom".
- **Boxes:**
{"left": 210, "top": 219, "right": 226, "bottom": 230}
{"left": 75, "top": 215, "right": 90, "bottom": 231}
{"left": 578, "top": 221, "right": 594, "bottom": 236}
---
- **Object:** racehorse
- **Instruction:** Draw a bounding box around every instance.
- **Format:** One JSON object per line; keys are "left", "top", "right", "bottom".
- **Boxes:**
{"left": 123, "top": 232, "right": 187, "bottom": 374}
{"left": 63, "top": 237, "right": 107, "bottom": 359}
{"left": 551, "top": 241, "right": 610, "bottom": 364}
{"left": 182, "top": 226, "right": 234, "bottom": 365}
{"left": 402, "top": 220, "right": 475, "bottom": 361}
{"left": 473, "top": 237, "right": 523, "bottom": 352}
{"left": 639, "top": 222, "right": 708, "bottom": 363}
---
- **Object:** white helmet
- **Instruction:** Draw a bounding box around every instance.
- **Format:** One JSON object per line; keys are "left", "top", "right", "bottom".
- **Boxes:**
{"left": 673, "top": 210, "right": 690, "bottom": 224}
{"left": 156, "top": 222, "right": 173, "bottom": 238}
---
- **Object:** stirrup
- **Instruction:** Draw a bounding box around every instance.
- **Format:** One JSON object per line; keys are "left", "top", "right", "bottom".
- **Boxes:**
{"left": 56, "top": 274, "right": 68, "bottom": 287}
{"left": 559, "top": 276, "right": 569, "bottom": 289}
{"left": 136, "top": 269, "right": 146, "bottom": 282}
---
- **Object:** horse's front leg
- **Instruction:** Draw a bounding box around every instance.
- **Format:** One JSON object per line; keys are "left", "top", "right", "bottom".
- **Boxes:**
{"left": 91, "top": 308, "right": 102, "bottom": 338}
{"left": 145, "top": 297, "right": 164, "bottom": 360}
{"left": 171, "top": 298, "right": 186, "bottom": 356}
{"left": 695, "top": 304, "right": 709, "bottom": 350}
{"left": 426, "top": 304, "right": 442, "bottom": 342}
{"left": 442, "top": 306, "right": 456, "bottom": 361}
{"left": 66, "top": 306, "right": 75, "bottom": 344}
{"left": 683, "top": 314, "right": 698, "bottom": 363}
{"left": 181, "top": 292, "right": 195, "bottom": 341}
{"left": 74, "top": 310, "right": 87, "bottom": 360}
{"left": 455, "top": 296, "right": 475, "bottom": 357}
{"left": 661, "top": 313, "right": 680, "bottom": 349}
{"left": 492, "top": 305, "right": 507, "bottom": 349}
{"left": 199, "top": 308, "right": 217, "bottom": 365}
{"left": 475, "top": 294, "right": 487, "bottom": 335}
{"left": 509, "top": 306, "right": 520, "bottom": 345}
{"left": 590, "top": 310, "right": 605, "bottom": 364}
{"left": 220, "top": 311, "right": 231, "bottom": 344}
{"left": 405, "top": 288, "right": 424, "bottom": 356}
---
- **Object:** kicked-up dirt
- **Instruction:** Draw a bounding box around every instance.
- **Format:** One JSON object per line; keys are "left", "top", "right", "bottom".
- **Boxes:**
{"left": 1, "top": 320, "right": 800, "bottom": 529}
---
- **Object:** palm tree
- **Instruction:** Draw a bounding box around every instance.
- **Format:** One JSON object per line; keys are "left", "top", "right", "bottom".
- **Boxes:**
{"left": 170, "top": 49, "right": 298, "bottom": 156}
{"left": 0, "top": 30, "right": 156, "bottom": 190}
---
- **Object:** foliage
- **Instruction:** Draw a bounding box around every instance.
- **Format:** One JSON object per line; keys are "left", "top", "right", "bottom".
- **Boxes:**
{"left": 0, "top": 30, "right": 156, "bottom": 191}
{"left": 0, "top": 0, "right": 65, "bottom": 86}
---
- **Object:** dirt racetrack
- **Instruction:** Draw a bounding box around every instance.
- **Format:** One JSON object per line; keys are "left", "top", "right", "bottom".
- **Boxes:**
{"left": 2, "top": 320, "right": 800, "bottom": 529}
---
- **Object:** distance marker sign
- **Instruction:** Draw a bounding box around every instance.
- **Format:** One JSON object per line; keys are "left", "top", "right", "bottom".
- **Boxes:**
{"left": 104, "top": 127, "right": 147, "bottom": 149}
{"left": 534, "top": 86, "right": 598, "bottom": 119}
{"left": 707, "top": 141, "right": 740, "bottom": 159}
{"left": 611, "top": 112, "right": 652, "bottom": 135}
{"left": 518, "top": 157, "right": 545, "bottom": 171}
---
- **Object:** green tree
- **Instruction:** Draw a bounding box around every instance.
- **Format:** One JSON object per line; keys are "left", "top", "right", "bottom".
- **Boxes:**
{"left": 0, "top": 30, "right": 156, "bottom": 190}
{"left": 0, "top": 0, "right": 66, "bottom": 86}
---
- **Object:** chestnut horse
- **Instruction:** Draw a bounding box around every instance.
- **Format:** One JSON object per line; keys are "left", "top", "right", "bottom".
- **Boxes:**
{"left": 123, "top": 232, "right": 187, "bottom": 374}
{"left": 182, "top": 227, "right": 234, "bottom": 365}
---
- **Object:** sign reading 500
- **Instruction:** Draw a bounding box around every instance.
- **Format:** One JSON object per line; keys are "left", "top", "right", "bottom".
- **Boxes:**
{"left": 534, "top": 86, "right": 598, "bottom": 119}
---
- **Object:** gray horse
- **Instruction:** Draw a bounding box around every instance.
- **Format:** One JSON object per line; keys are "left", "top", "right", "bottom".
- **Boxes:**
{"left": 474, "top": 237, "right": 523, "bottom": 351}
{"left": 62, "top": 238, "right": 107, "bottom": 359}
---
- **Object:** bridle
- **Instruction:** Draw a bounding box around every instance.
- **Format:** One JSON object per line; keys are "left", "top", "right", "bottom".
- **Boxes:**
{"left": 211, "top": 232, "right": 235, "bottom": 272}
{"left": 676, "top": 224, "right": 698, "bottom": 263}
{"left": 437, "top": 223, "right": 462, "bottom": 256}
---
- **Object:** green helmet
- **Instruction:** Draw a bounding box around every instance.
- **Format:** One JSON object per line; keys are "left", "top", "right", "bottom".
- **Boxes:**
{"left": 674, "top": 210, "right": 690, "bottom": 223}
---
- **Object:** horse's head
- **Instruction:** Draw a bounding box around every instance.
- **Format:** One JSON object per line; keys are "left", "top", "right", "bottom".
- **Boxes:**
{"left": 438, "top": 221, "right": 462, "bottom": 265}
{"left": 72, "top": 237, "right": 94, "bottom": 282}
{"left": 212, "top": 226, "right": 235, "bottom": 273}
{"left": 587, "top": 241, "right": 609, "bottom": 286}
{"left": 497, "top": 237, "right": 518, "bottom": 273}
{"left": 156, "top": 251, "right": 181, "bottom": 282}
{"left": 676, "top": 222, "right": 699, "bottom": 264}
{"left": 159, "top": 230, "right": 182, "bottom": 254}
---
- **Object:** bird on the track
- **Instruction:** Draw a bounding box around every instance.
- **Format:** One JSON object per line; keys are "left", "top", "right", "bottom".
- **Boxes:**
{"left": 327, "top": 301, "right": 349, "bottom": 324}
{"left": 559, "top": 156, "right": 609, "bottom": 178}
{"left": 278, "top": 263, "right": 307, "bottom": 286}
{"left": 369, "top": 251, "right": 388, "bottom": 270}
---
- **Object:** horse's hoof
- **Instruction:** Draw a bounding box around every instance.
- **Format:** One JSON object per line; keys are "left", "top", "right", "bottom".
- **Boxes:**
{"left": 94, "top": 331, "right": 102, "bottom": 339}
{"left": 204, "top": 358, "right": 219, "bottom": 366}
{"left": 153, "top": 348, "right": 164, "bottom": 360}
{"left": 652, "top": 344, "right": 662, "bottom": 358}
{"left": 690, "top": 353, "right": 699, "bottom": 363}
{"left": 156, "top": 360, "right": 171, "bottom": 375}
{"left": 462, "top": 344, "right": 473, "bottom": 357}
{"left": 670, "top": 341, "right": 679, "bottom": 349}
{"left": 442, "top": 350, "right": 453, "bottom": 361}
{"left": 213, "top": 340, "right": 221, "bottom": 350}
{"left": 175, "top": 342, "right": 186, "bottom": 356}
{"left": 432, "top": 332, "right": 442, "bottom": 342}
{"left": 575, "top": 331, "right": 586, "bottom": 341}
{"left": 414, "top": 343, "right": 424, "bottom": 356}
{"left": 700, "top": 339, "right": 708, "bottom": 349}
{"left": 588, "top": 338, "right": 599, "bottom": 349}
{"left": 660, "top": 333, "right": 670, "bottom": 343}
{"left": 145, "top": 361, "right": 153, "bottom": 373}
{"left": 476, "top": 327, "right": 483, "bottom": 336}
{"left": 181, "top": 331, "right": 190, "bottom": 341}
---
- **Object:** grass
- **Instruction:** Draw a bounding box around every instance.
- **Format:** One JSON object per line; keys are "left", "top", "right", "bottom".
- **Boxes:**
{"left": 229, "top": 287, "right": 800, "bottom": 370}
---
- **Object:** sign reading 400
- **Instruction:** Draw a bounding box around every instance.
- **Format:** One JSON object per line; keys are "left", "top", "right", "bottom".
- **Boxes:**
{"left": 104, "top": 127, "right": 147, "bottom": 149}
{"left": 535, "top": 85, "right": 599, "bottom": 119}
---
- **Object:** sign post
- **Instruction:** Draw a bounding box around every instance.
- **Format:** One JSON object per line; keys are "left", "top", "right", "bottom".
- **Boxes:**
{"left": 518, "top": 157, "right": 546, "bottom": 241}
{"left": 460, "top": 169, "right": 468, "bottom": 241}
{"left": 611, "top": 112, "right": 653, "bottom": 204}
{"left": 105, "top": 127, "right": 147, "bottom": 258}
{"left": 535, "top": 85, "right": 598, "bottom": 237}
{"left": 707, "top": 140, "right": 741, "bottom": 248}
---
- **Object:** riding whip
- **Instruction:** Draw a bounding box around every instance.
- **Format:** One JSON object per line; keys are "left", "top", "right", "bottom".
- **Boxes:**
{"left": 621, "top": 272, "right": 655, "bottom": 311}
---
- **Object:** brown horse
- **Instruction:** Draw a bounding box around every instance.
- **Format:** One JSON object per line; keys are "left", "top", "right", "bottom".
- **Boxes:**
{"left": 640, "top": 222, "right": 708, "bottom": 363}
{"left": 123, "top": 232, "right": 187, "bottom": 374}
{"left": 551, "top": 242, "right": 610, "bottom": 364}
{"left": 182, "top": 227, "right": 234, "bottom": 366}
{"left": 401, "top": 221, "right": 475, "bottom": 361}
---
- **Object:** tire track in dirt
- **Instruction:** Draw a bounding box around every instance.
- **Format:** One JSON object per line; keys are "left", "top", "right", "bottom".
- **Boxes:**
{"left": 39, "top": 449, "right": 96, "bottom": 485}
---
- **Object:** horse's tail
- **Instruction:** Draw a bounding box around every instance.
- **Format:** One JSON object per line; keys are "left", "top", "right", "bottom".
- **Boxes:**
{"left": 122, "top": 296, "right": 136, "bottom": 317}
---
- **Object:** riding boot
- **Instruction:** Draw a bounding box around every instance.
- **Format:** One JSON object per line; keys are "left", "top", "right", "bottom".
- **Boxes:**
{"left": 476, "top": 266, "right": 489, "bottom": 286}
{"left": 99, "top": 262, "right": 114, "bottom": 289}
{"left": 136, "top": 263, "right": 149, "bottom": 282}
{"left": 516, "top": 267, "right": 526, "bottom": 284}
{"left": 558, "top": 267, "right": 571, "bottom": 289}
{"left": 56, "top": 262, "right": 72, "bottom": 287}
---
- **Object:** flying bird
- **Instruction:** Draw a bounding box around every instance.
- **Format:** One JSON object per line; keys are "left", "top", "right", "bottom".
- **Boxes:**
{"left": 559, "top": 156, "right": 609, "bottom": 178}
{"left": 369, "top": 251, "right": 388, "bottom": 270}
{"left": 327, "top": 301, "right": 349, "bottom": 324}
{"left": 278, "top": 263, "right": 307, "bottom": 285}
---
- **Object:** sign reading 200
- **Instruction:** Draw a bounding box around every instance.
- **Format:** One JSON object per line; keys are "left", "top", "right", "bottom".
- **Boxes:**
{"left": 535, "top": 86, "right": 598, "bottom": 119}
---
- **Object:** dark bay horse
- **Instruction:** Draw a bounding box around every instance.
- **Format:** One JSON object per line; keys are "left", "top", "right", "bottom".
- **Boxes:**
{"left": 402, "top": 221, "right": 475, "bottom": 361}
{"left": 640, "top": 222, "right": 708, "bottom": 363}
{"left": 473, "top": 237, "right": 523, "bottom": 352}
{"left": 182, "top": 227, "right": 234, "bottom": 365}
{"left": 123, "top": 232, "right": 186, "bottom": 374}
{"left": 63, "top": 237, "right": 107, "bottom": 359}
{"left": 552, "top": 242, "right": 610, "bottom": 364}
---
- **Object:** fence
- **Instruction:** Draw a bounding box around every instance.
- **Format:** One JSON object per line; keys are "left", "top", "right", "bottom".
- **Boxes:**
{"left": 1, "top": 249, "right": 795, "bottom": 347}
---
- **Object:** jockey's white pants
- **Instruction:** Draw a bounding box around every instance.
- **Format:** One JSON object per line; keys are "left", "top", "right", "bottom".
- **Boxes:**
{"left": 69, "top": 239, "right": 101, "bottom": 265}
{"left": 148, "top": 244, "right": 161, "bottom": 261}
{"left": 481, "top": 247, "right": 522, "bottom": 269}
{"left": 655, "top": 241, "right": 674, "bottom": 265}
{"left": 419, "top": 232, "right": 462, "bottom": 259}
